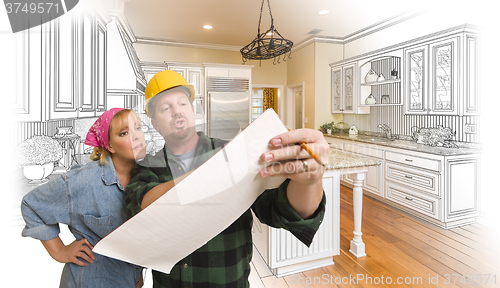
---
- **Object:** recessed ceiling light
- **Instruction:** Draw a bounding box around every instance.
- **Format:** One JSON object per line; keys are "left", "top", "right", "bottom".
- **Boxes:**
{"left": 203, "top": 25, "right": 212, "bottom": 29}
{"left": 319, "top": 10, "right": 329, "bottom": 15}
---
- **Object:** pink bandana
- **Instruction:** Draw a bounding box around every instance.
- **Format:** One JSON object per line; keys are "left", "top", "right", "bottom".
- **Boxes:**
{"left": 85, "top": 108, "right": 125, "bottom": 149}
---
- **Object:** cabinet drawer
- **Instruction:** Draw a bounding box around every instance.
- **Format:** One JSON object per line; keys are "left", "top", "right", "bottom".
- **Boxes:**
{"left": 386, "top": 181, "right": 440, "bottom": 220}
{"left": 344, "top": 143, "right": 384, "bottom": 159}
{"left": 385, "top": 162, "right": 440, "bottom": 196}
{"left": 385, "top": 151, "right": 441, "bottom": 172}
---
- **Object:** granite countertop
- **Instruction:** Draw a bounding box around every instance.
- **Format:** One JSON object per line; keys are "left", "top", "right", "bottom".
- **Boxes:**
{"left": 326, "top": 149, "right": 380, "bottom": 170}
{"left": 325, "top": 133, "right": 481, "bottom": 156}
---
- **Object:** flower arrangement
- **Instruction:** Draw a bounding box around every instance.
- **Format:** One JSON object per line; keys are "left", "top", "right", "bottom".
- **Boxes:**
{"left": 319, "top": 121, "right": 338, "bottom": 134}
{"left": 15, "top": 135, "right": 63, "bottom": 166}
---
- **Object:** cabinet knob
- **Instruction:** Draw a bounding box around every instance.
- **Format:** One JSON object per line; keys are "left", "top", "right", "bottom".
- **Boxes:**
{"left": 405, "top": 196, "right": 414, "bottom": 201}
{"left": 78, "top": 107, "right": 83, "bottom": 112}
{"left": 405, "top": 175, "right": 413, "bottom": 179}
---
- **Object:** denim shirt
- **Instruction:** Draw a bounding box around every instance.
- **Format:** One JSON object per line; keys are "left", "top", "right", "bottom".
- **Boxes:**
{"left": 21, "top": 156, "right": 142, "bottom": 288}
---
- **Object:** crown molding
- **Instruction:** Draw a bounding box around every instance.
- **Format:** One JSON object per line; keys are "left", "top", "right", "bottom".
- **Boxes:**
{"left": 135, "top": 37, "right": 242, "bottom": 51}
{"left": 342, "top": 9, "right": 429, "bottom": 44}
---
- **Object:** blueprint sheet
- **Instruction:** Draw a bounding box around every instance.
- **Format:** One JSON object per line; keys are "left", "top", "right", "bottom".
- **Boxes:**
{"left": 93, "top": 109, "right": 287, "bottom": 273}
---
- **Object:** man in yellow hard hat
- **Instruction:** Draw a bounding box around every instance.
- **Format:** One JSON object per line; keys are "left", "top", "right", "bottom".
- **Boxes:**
{"left": 125, "top": 70, "right": 328, "bottom": 287}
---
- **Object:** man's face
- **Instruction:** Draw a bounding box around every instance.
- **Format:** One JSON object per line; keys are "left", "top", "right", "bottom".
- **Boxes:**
{"left": 151, "top": 90, "right": 196, "bottom": 143}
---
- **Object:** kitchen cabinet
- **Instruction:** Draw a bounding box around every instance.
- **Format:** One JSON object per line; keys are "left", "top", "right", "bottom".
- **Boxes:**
{"left": 325, "top": 135, "right": 480, "bottom": 228}
{"left": 204, "top": 65, "right": 252, "bottom": 79}
{"left": 166, "top": 63, "right": 205, "bottom": 131}
{"left": 141, "top": 62, "right": 168, "bottom": 114}
{"left": 330, "top": 62, "right": 369, "bottom": 114}
{"left": 358, "top": 53, "right": 402, "bottom": 107}
{"left": 10, "top": 24, "right": 44, "bottom": 122}
{"left": 96, "top": 19, "right": 107, "bottom": 115}
{"left": 49, "top": 14, "right": 78, "bottom": 119}
{"left": 462, "top": 34, "right": 480, "bottom": 115}
{"left": 49, "top": 7, "right": 108, "bottom": 119}
{"left": 404, "top": 31, "right": 480, "bottom": 116}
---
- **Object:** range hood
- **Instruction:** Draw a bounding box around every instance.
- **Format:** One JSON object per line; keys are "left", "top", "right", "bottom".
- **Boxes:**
{"left": 106, "top": 17, "right": 146, "bottom": 96}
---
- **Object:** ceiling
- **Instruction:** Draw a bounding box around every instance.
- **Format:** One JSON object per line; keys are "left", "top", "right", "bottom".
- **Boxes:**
{"left": 122, "top": 0, "right": 416, "bottom": 49}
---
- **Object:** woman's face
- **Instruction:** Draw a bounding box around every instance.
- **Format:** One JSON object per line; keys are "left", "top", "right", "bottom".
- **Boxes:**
{"left": 108, "top": 112, "right": 147, "bottom": 161}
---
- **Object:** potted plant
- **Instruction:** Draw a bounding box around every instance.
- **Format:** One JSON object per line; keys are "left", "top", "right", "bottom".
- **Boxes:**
{"left": 319, "top": 121, "right": 338, "bottom": 135}
{"left": 15, "top": 135, "right": 63, "bottom": 184}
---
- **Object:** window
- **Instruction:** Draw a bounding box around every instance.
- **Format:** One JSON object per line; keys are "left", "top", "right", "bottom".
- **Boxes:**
{"left": 251, "top": 88, "right": 264, "bottom": 121}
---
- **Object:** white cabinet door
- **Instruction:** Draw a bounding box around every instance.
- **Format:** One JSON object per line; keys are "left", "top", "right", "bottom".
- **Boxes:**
{"left": 462, "top": 34, "right": 480, "bottom": 115}
{"left": 50, "top": 15, "right": 78, "bottom": 119}
{"left": 95, "top": 21, "right": 107, "bottom": 116}
{"left": 364, "top": 160, "right": 383, "bottom": 197}
{"left": 404, "top": 44, "right": 428, "bottom": 115}
{"left": 331, "top": 68, "right": 342, "bottom": 113}
{"left": 429, "top": 36, "right": 459, "bottom": 115}
{"left": 445, "top": 156, "right": 479, "bottom": 221}
{"left": 77, "top": 11, "right": 96, "bottom": 117}
{"left": 10, "top": 25, "right": 44, "bottom": 122}
{"left": 342, "top": 64, "right": 356, "bottom": 114}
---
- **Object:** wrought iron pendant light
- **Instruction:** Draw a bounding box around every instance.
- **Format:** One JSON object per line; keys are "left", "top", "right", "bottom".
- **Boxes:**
{"left": 241, "top": 0, "right": 293, "bottom": 65}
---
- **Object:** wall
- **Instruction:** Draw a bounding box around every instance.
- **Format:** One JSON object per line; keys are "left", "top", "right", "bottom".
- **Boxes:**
{"left": 286, "top": 43, "right": 314, "bottom": 129}
{"left": 314, "top": 42, "right": 344, "bottom": 129}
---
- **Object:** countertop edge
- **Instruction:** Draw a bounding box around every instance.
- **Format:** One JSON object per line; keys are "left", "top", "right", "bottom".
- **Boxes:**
{"left": 324, "top": 134, "right": 481, "bottom": 156}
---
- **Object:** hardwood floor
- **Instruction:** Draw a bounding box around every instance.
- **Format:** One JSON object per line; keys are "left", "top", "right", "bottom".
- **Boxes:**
{"left": 250, "top": 185, "right": 500, "bottom": 288}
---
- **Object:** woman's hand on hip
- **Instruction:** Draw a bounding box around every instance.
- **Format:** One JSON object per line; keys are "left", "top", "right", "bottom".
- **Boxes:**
{"left": 42, "top": 237, "right": 95, "bottom": 266}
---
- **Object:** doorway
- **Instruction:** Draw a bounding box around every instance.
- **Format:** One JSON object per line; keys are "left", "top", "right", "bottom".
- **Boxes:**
{"left": 286, "top": 82, "right": 305, "bottom": 129}
{"left": 251, "top": 85, "right": 284, "bottom": 122}
{"left": 294, "top": 87, "right": 303, "bottom": 129}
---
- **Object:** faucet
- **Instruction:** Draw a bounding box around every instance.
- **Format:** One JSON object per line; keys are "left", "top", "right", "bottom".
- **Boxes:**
{"left": 378, "top": 124, "right": 392, "bottom": 139}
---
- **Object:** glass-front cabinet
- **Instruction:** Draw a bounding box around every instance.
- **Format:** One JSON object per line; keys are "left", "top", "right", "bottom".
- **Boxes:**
{"left": 430, "top": 37, "right": 458, "bottom": 115}
{"left": 343, "top": 65, "right": 354, "bottom": 113}
{"left": 331, "top": 62, "right": 368, "bottom": 114}
{"left": 405, "top": 36, "right": 459, "bottom": 115}
{"left": 332, "top": 68, "right": 342, "bottom": 112}
{"left": 405, "top": 45, "right": 428, "bottom": 114}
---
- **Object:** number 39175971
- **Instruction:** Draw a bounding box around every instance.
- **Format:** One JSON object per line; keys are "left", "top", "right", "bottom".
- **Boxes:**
{"left": 5, "top": 2, "right": 60, "bottom": 14}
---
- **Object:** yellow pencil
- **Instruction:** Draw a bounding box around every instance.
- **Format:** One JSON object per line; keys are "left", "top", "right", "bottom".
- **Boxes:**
{"left": 287, "top": 128, "right": 325, "bottom": 167}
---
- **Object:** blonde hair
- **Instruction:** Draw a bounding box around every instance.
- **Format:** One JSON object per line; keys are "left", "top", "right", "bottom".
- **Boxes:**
{"left": 89, "top": 109, "right": 142, "bottom": 165}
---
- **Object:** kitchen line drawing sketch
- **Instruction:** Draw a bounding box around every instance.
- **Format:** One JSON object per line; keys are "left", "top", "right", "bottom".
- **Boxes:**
{"left": 9, "top": 9, "right": 481, "bottom": 184}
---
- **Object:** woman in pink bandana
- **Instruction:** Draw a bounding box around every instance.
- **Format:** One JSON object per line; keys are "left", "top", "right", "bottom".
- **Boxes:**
{"left": 21, "top": 108, "right": 147, "bottom": 288}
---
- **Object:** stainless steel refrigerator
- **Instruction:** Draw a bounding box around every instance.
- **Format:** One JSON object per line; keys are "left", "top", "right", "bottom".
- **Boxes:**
{"left": 207, "top": 91, "right": 250, "bottom": 140}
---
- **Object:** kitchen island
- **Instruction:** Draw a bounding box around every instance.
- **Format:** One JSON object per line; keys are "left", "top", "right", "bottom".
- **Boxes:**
{"left": 252, "top": 148, "right": 380, "bottom": 277}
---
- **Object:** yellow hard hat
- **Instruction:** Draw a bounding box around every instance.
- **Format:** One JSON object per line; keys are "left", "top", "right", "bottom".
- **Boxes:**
{"left": 144, "top": 70, "right": 195, "bottom": 117}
